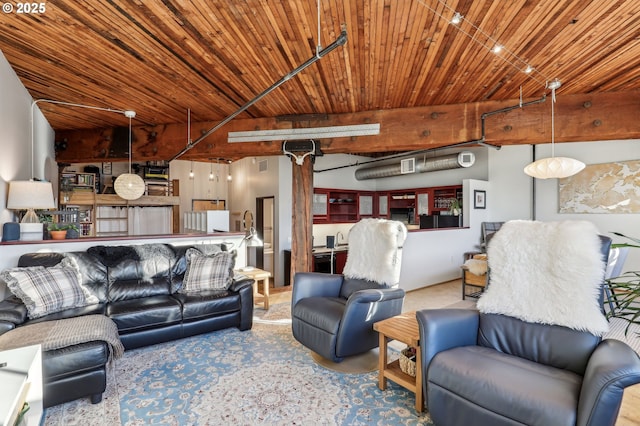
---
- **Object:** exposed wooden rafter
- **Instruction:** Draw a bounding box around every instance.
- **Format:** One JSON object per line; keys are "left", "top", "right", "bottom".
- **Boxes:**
{"left": 54, "top": 90, "right": 640, "bottom": 163}
{"left": 0, "top": 0, "right": 638, "bottom": 161}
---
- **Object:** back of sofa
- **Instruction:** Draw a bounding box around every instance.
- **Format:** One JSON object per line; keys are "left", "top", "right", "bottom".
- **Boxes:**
{"left": 18, "top": 251, "right": 108, "bottom": 303}
{"left": 88, "top": 244, "right": 176, "bottom": 302}
{"left": 16, "top": 242, "right": 231, "bottom": 303}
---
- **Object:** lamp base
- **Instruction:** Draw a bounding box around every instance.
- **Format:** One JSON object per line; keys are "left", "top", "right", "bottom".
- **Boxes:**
{"left": 20, "top": 208, "right": 40, "bottom": 223}
{"left": 19, "top": 223, "right": 44, "bottom": 241}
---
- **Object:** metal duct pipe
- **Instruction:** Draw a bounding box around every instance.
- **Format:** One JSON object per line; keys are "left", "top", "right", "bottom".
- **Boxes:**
{"left": 355, "top": 151, "right": 475, "bottom": 180}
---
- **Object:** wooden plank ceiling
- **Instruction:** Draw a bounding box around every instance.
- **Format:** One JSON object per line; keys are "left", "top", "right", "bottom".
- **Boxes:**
{"left": 1, "top": 0, "right": 639, "bottom": 162}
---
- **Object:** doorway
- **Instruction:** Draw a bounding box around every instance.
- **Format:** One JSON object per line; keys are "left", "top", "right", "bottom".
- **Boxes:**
{"left": 255, "top": 196, "right": 275, "bottom": 282}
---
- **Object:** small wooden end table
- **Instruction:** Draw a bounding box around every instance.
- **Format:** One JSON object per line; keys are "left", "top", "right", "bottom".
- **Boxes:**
{"left": 235, "top": 268, "right": 271, "bottom": 310}
{"left": 373, "top": 311, "right": 423, "bottom": 412}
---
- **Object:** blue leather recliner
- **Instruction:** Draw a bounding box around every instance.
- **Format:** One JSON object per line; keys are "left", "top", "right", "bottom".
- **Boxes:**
{"left": 291, "top": 273, "right": 405, "bottom": 362}
{"left": 291, "top": 218, "right": 407, "bottom": 363}
{"left": 417, "top": 229, "right": 640, "bottom": 426}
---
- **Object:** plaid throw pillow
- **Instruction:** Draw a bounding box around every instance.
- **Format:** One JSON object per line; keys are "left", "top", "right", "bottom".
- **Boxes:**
{"left": 181, "top": 248, "right": 236, "bottom": 292}
{"left": 1, "top": 257, "right": 99, "bottom": 319}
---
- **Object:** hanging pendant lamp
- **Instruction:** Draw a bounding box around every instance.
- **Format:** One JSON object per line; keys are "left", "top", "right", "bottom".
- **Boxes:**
{"left": 114, "top": 110, "right": 146, "bottom": 200}
{"left": 524, "top": 80, "right": 585, "bottom": 179}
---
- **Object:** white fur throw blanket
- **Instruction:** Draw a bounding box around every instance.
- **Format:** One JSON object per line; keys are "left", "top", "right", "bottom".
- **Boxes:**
{"left": 342, "top": 218, "right": 408, "bottom": 286}
{"left": 477, "top": 220, "right": 609, "bottom": 336}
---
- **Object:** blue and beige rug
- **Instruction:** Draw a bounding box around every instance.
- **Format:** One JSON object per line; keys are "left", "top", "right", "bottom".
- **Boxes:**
{"left": 43, "top": 304, "right": 433, "bottom": 425}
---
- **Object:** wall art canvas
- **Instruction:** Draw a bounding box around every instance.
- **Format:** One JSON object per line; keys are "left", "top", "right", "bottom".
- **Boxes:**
{"left": 558, "top": 160, "right": 640, "bottom": 214}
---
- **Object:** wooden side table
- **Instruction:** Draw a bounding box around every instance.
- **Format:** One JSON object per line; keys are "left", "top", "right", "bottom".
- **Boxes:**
{"left": 373, "top": 311, "right": 423, "bottom": 412}
{"left": 235, "top": 268, "right": 271, "bottom": 310}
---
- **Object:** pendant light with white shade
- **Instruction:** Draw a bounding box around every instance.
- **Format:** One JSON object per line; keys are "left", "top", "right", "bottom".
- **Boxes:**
{"left": 523, "top": 80, "right": 585, "bottom": 179}
{"left": 114, "top": 110, "right": 146, "bottom": 200}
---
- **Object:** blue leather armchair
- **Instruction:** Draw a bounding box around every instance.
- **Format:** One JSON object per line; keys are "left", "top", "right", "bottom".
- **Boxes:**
{"left": 291, "top": 272, "right": 405, "bottom": 362}
{"left": 417, "top": 231, "right": 640, "bottom": 426}
{"left": 417, "top": 309, "right": 640, "bottom": 426}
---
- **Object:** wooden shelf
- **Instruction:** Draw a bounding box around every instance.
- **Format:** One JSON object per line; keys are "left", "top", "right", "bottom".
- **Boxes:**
{"left": 95, "top": 194, "right": 179, "bottom": 206}
{"left": 383, "top": 359, "right": 418, "bottom": 391}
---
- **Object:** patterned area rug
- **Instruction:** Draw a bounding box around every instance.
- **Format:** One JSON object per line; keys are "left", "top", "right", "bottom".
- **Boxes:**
{"left": 43, "top": 303, "right": 433, "bottom": 425}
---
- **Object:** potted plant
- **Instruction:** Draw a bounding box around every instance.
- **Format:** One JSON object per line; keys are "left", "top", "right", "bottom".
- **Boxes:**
{"left": 47, "top": 223, "right": 79, "bottom": 240}
{"left": 449, "top": 198, "right": 461, "bottom": 216}
{"left": 605, "top": 232, "right": 640, "bottom": 336}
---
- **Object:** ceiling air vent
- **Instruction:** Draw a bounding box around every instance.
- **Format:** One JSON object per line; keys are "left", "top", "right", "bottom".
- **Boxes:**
{"left": 400, "top": 158, "right": 415, "bottom": 174}
{"left": 258, "top": 159, "right": 268, "bottom": 172}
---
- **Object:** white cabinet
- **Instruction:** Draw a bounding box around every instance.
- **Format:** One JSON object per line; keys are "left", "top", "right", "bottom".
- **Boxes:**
{"left": 0, "top": 345, "right": 43, "bottom": 426}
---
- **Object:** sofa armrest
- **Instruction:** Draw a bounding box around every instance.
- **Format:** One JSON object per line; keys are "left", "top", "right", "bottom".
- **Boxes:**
{"left": 291, "top": 272, "right": 343, "bottom": 307}
{"left": 0, "top": 296, "right": 28, "bottom": 326}
{"left": 341, "top": 288, "right": 405, "bottom": 327}
{"left": 578, "top": 339, "right": 640, "bottom": 426}
{"left": 229, "top": 276, "right": 255, "bottom": 292}
{"left": 417, "top": 309, "right": 479, "bottom": 376}
{"left": 346, "top": 288, "right": 405, "bottom": 305}
{"left": 0, "top": 320, "right": 16, "bottom": 336}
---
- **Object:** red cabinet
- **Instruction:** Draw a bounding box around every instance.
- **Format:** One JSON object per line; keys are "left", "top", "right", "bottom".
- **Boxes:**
{"left": 335, "top": 251, "right": 348, "bottom": 274}
{"left": 313, "top": 185, "right": 462, "bottom": 224}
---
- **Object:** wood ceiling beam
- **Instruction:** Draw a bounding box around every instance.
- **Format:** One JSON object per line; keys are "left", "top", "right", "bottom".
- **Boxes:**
{"left": 54, "top": 90, "right": 640, "bottom": 163}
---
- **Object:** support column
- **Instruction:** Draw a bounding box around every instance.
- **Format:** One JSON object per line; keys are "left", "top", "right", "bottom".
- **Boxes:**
{"left": 290, "top": 155, "right": 314, "bottom": 281}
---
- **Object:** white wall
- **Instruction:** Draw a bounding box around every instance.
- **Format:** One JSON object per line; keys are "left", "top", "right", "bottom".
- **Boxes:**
{"left": 229, "top": 156, "right": 292, "bottom": 286}
{"left": 489, "top": 140, "right": 640, "bottom": 272}
{"left": 169, "top": 159, "right": 230, "bottom": 231}
{"left": 313, "top": 154, "right": 377, "bottom": 190}
{"left": 0, "top": 51, "right": 55, "bottom": 235}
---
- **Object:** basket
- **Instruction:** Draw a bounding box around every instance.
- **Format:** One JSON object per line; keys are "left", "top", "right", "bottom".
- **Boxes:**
{"left": 399, "top": 346, "right": 417, "bottom": 377}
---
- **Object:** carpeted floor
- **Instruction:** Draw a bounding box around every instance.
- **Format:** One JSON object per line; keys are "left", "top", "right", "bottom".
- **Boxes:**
{"left": 43, "top": 303, "right": 433, "bottom": 425}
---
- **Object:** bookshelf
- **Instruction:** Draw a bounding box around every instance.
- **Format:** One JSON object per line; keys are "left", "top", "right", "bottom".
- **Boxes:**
{"left": 59, "top": 172, "right": 97, "bottom": 237}
{"left": 59, "top": 166, "right": 180, "bottom": 236}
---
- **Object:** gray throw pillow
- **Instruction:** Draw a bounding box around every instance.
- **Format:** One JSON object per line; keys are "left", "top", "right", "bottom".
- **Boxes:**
{"left": 181, "top": 248, "right": 236, "bottom": 292}
{"left": 1, "top": 257, "right": 99, "bottom": 319}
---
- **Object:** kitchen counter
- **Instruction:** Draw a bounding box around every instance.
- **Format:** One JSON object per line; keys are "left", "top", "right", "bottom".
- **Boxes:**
{"left": 312, "top": 245, "right": 349, "bottom": 254}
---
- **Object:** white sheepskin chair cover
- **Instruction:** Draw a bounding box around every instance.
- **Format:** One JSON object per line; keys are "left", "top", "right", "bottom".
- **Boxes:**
{"left": 342, "top": 218, "right": 408, "bottom": 286}
{"left": 477, "top": 220, "right": 609, "bottom": 336}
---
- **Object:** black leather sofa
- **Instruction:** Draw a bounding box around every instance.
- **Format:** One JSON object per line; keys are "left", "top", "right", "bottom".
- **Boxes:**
{"left": 0, "top": 243, "right": 254, "bottom": 408}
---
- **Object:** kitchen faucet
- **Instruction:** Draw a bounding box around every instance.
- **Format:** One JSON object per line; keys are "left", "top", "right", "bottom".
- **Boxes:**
{"left": 335, "top": 231, "right": 346, "bottom": 246}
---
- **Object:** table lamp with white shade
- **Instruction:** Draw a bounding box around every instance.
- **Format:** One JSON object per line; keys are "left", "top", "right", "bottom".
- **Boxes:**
{"left": 6, "top": 180, "right": 56, "bottom": 240}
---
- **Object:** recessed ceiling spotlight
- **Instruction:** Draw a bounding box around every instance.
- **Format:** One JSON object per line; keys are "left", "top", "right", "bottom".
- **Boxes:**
{"left": 524, "top": 65, "right": 534, "bottom": 74}
{"left": 492, "top": 44, "right": 503, "bottom": 54}
{"left": 450, "top": 12, "right": 463, "bottom": 25}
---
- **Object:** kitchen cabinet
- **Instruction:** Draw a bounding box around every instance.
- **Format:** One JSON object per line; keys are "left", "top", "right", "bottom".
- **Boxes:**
{"left": 377, "top": 193, "right": 389, "bottom": 218}
{"left": 416, "top": 190, "right": 430, "bottom": 216}
{"left": 432, "top": 186, "right": 463, "bottom": 213}
{"left": 328, "top": 190, "right": 357, "bottom": 223}
{"left": 312, "top": 190, "right": 329, "bottom": 223}
{"left": 313, "top": 185, "right": 462, "bottom": 225}
{"left": 358, "top": 193, "right": 374, "bottom": 217}
{"left": 312, "top": 249, "right": 348, "bottom": 274}
{"left": 314, "top": 189, "right": 368, "bottom": 223}
{"left": 335, "top": 250, "right": 348, "bottom": 274}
